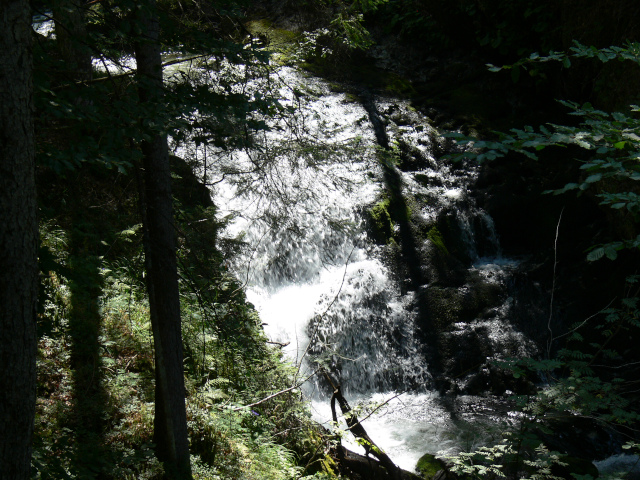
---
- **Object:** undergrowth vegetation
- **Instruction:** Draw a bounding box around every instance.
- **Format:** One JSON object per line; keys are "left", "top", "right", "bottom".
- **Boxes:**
{"left": 25, "top": 1, "right": 349, "bottom": 477}
{"left": 32, "top": 166, "right": 334, "bottom": 479}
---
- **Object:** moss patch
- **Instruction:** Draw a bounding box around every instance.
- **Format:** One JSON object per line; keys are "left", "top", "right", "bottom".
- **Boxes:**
{"left": 342, "top": 92, "right": 359, "bottom": 103}
{"left": 245, "top": 19, "right": 299, "bottom": 44}
{"left": 416, "top": 453, "right": 444, "bottom": 479}
{"left": 244, "top": 19, "right": 300, "bottom": 62}
{"left": 369, "top": 198, "right": 394, "bottom": 244}
{"left": 427, "top": 225, "right": 449, "bottom": 255}
{"left": 384, "top": 72, "right": 416, "bottom": 96}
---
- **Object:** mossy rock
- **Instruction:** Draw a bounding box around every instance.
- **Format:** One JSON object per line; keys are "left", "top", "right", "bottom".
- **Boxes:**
{"left": 244, "top": 19, "right": 300, "bottom": 62}
{"left": 414, "top": 173, "right": 444, "bottom": 188}
{"left": 245, "top": 19, "right": 299, "bottom": 45}
{"left": 424, "top": 286, "right": 464, "bottom": 330}
{"left": 416, "top": 453, "right": 445, "bottom": 479}
{"left": 384, "top": 72, "right": 416, "bottom": 96}
{"left": 343, "top": 92, "right": 360, "bottom": 103}
{"left": 368, "top": 198, "right": 395, "bottom": 244}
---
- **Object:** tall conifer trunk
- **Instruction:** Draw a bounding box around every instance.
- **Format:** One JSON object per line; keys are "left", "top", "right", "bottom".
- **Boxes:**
{"left": 52, "top": 0, "right": 92, "bottom": 82}
{"left": 0, "top": 1, "right": 38, "bottom": 478}
{"left": 134, "top": 2, "right": 192, "bottom": 478}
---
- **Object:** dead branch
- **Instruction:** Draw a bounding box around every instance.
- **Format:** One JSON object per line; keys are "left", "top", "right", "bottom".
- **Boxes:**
{"left": 231, "top": 370, "right": 316, "bottom": 411}
{"left": 322, "top": 370, "right": 401, "bottom": 480}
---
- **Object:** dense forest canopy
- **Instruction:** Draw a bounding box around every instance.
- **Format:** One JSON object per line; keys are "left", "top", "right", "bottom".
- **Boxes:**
{"left": 0, "top": 0, "right": 639, "bottom": 479}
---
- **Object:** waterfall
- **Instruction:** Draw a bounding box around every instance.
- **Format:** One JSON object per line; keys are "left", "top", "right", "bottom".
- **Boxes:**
{"left": 175, "top": 64, "right": 535, "bottom": 471}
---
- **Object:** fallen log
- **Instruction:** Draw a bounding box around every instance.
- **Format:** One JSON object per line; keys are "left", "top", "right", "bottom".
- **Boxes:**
{"left": 336, "top": 446, "right": 424, "bottom": 480}
{"left": 322, "top": 370, "right": 421, "bottom": 480}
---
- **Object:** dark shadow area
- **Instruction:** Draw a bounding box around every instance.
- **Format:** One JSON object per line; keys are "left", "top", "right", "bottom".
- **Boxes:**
{"left": 66, "top": 191, "right": 109, "bottom": 479}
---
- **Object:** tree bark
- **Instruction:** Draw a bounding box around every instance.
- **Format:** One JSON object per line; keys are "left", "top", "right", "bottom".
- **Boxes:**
{"left": 52, "top": 0, "right": 92, "bottom": 82}
{"left": 67, "top": 199, "right": 107, "bottom": 474}
{"left": 134, "top": 2, "right": 192, "bottom": 478}
{"left": 0, "top": 1, "right": 38, "bottom": 479}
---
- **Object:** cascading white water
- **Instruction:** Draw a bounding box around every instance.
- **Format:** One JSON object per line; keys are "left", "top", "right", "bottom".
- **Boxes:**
{"left": 174, "top": 62, "right": 531, "bottom": 471}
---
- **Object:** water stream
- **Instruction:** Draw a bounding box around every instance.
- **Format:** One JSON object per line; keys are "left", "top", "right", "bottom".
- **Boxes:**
{"left": 174, "top": 63, "right": 531, "bottom": 472}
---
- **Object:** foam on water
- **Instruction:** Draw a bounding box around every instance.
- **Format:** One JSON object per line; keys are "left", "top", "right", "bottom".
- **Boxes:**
{"left": 33, "top": 15, "right": 55, "bottom": 37}
{"left": 309, "top": 391, "right": 509, "bottom": 470}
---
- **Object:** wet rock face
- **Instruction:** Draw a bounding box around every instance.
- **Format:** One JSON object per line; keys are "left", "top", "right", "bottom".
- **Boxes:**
{"left": 441, "top": 322, "right": 493, "bottom": 377}
{"left": 433, "top": 212, "right": 470, "bottom": 265}
{"left": 423, "top": 277, "right": 503, "bottom": 331}
{"left": 415, "top": 265, "right": 540, "bottom": 394}
{"left": 352, "top": 97, "right": 544, "bottom": 394}
{"left": 462, "top": 363, "right": 536, "bottom": 396}
{"left": 472, "top": 154, "right": 571, "bottom": 256}
{"left": 472, "top": 148, "right": 640, "bottom": 353}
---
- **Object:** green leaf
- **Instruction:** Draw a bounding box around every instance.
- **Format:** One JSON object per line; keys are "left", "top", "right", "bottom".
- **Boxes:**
{"left": 587, "top": 247, "right": 605, "bottom": 261}
{"left": 585, "top": 173, "right": 602, "bottom": 183}
{"left": 563, "top": 56, "right": 571, "bottom": 68}
{"left": 614, "top": 141, "right": 627, "bottom": 149}
{"left": 612, "top": 112, "right": 627, "bottom": 121}
{"left": 556, "top": 183, "right": 579, "bottom": 194}
{"left": 604, "top": 245, "right": 618, "bottom": 260}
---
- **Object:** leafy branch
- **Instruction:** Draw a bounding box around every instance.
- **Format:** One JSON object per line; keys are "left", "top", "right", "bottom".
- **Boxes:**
{"left": 445, "top": 41, "right": 640, "bottom": 261}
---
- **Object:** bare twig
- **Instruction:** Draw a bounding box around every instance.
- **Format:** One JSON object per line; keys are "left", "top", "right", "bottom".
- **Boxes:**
{"left": 348, "top": 391, "right": 405, "bottom": 426}
{"left": 547, "top": 207, "right": 564, "bottom": 358}
{"left": 551, "top": 298, "right": 615, "bottom": 344}
{"left": 267, "top": 340, "right": 290, "bottom": 348}
{"left": 295, "top": 245, "right": 357, "bottom": 380}
{"left": 591, "top": 360, "right": 640, "bottom": 369}
{"left": 231, "top": 370, "right": 317, "bottom": 411}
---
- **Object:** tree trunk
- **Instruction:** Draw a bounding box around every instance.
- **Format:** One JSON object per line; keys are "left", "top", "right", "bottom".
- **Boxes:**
{"left": 134, "top": 2, "right": 192, "bottom": 478}
{"left": 67, "top": 196, "right": 107, "bottom": 475}
{"left": 52, "top": 0, "right": 92, "bottom": 82}
{"left": 0, "top": 1, "right": 38, "bottom": 479}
